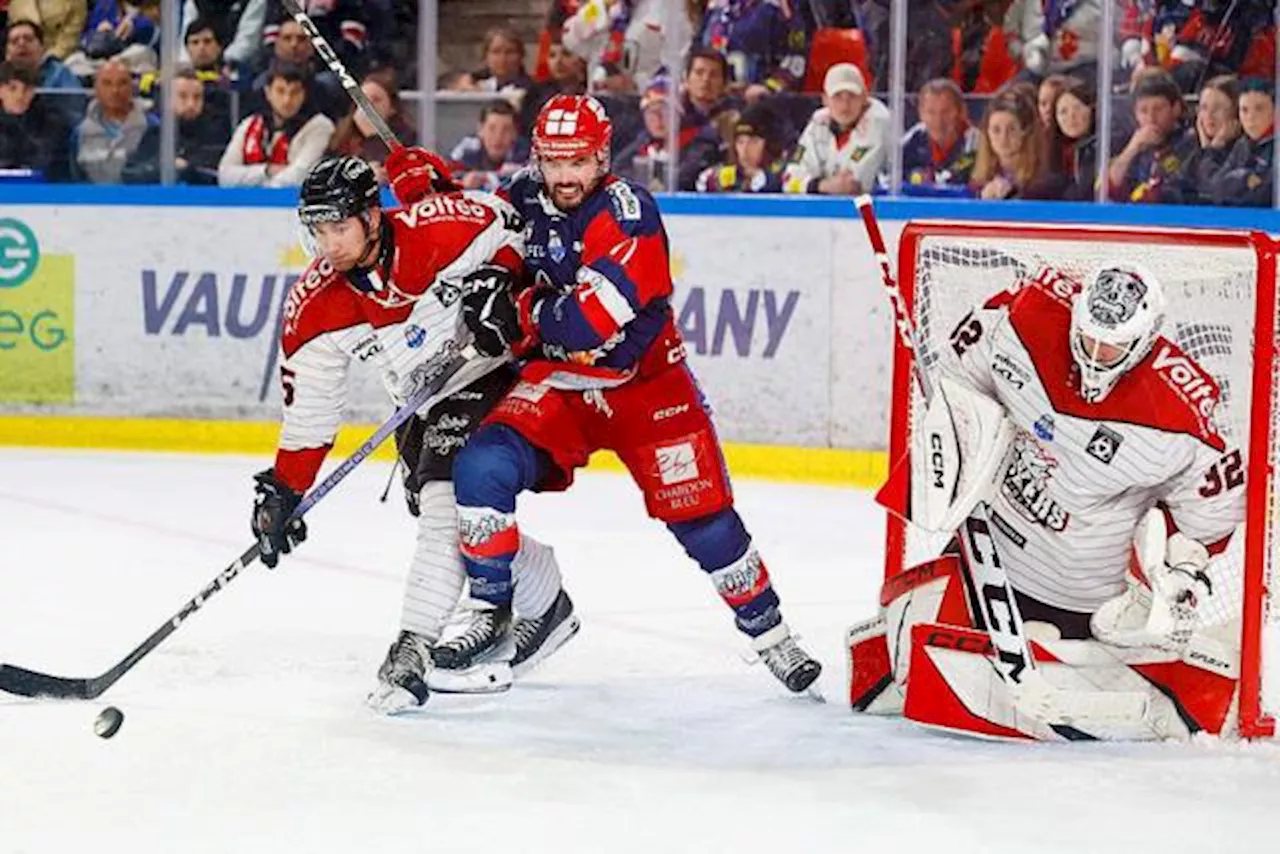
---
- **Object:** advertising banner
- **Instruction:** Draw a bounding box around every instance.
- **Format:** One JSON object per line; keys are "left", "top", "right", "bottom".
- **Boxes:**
{"left": 0, "top": 205, "right": 881, "bottom": 448}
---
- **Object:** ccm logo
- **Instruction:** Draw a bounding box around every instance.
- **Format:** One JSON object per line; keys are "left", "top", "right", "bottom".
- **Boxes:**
{"left": 653, "top": 404, "right": 690, "bottom": 421}
{"left": 929, "top": 432, "right": 946, "bottom": 488}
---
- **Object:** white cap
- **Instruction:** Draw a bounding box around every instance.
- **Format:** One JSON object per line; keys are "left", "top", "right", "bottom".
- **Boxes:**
{"left": 823, "top": 63, "right": 866, "bottom": 97}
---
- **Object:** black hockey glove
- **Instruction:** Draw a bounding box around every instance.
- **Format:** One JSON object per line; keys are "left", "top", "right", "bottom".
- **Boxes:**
{"left": 251, "top": 469, "right": 308, "bottom": 568}
{"left": 460, "top": 265, "right": 522, "bottom": 358}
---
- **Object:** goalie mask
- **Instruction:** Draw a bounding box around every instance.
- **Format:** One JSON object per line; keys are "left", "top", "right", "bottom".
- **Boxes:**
{"left": 1070, "top": 263, "right": 1166, "bottom": 402}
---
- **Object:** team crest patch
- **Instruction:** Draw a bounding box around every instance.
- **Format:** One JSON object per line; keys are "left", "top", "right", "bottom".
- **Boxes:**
{"left": 548, "top": 230, "right": 566, "bottom": 263}
{"left": 1086, "top": 425, "right": 1123, "bottom": 464}
{"left": 1033, "top": 414, "right": 1054, "bottom": 441}
{"left": 433, "top": 279, "right": 461, "bottom": 307}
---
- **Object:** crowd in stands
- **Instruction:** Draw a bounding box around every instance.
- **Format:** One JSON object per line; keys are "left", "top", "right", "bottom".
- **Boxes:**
{"left": 0, "top": 0, "right": 1276, "bottom": 207}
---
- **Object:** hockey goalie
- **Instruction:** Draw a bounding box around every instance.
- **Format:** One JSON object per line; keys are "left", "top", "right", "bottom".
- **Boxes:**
{"left": 849, "top": 260, "right": 1248, "bottom": 741}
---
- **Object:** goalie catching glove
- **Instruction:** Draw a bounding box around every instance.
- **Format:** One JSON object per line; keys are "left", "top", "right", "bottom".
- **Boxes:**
{"left": 251, "top": 469, "right": 308, "bottom": 568}
{"left": 1091, "top": 531, "right": 1215, "bottom": 652}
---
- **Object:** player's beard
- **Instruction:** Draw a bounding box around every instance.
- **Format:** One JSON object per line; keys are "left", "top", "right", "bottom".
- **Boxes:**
{"left": 551, "top": 181, "right": 588, "bottom": 209}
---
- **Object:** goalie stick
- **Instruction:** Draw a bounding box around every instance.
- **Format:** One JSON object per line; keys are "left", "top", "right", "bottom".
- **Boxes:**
{"left": 0, "top": 347, "right": 479, "bottom": 701}
{"left": 854, "top": 197, "right": 1149, "bottom": 732}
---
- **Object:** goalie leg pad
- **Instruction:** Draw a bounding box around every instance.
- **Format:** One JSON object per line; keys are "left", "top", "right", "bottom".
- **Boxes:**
{"left": 902, "top": 622, "right": 1236, "bottom": 740}
{"left": 882, "top": 552, "right": 976, "bottom": 688}
{"left": 847, "top": 615, "right": 903, "bottom": 714}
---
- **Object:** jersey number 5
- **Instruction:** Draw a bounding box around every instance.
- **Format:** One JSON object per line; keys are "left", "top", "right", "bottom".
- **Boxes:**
{"left": 281, "top": 367, "right": 297, "bottom": 407}
{"left": 1199, "top": 449, "right": 1244, "bottom": 498}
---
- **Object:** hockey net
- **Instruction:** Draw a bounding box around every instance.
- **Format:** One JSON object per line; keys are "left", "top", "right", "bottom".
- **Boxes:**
{"left": 884, "top": 220, "right": 1278, "bottom": 739}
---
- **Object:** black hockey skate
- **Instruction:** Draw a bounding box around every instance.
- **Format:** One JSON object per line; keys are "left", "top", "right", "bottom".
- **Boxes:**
{"left": 753, "top": 625, "right": 823, "bottom": 694}
{"left": 367, "top": 630, "right": 432, "bottom": 713}
{"left": 432, "top": 602, "right": 513, "bottom": 671}
{"left": 511, "top": 590, "right": 581, "bottom": 678}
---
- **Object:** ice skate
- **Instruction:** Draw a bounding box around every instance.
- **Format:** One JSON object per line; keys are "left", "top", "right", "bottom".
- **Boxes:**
{"left": 752, "top": 624, "right": 823, "bottom": 696}
{"left": 432, "top": 601, "right": 513, "bottom": 671}
{"left": 512, "top": 590, "right": 580, "bottom": 678}
{"left": 367, "top": 630, "right": 432, "bottom": 714}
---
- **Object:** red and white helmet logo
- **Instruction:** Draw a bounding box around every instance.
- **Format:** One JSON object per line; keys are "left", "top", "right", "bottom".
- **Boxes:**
{"left": 534, "top": 95, "right": 612, "bottom": 160}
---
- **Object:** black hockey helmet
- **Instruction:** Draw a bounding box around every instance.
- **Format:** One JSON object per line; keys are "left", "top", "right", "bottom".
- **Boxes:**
{"left": 297, "top": 156, "right": 380, "bottom": 229}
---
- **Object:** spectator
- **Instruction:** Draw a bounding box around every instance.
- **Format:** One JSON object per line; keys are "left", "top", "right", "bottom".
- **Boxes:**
{"left": 123, "top": 67, "right": 230, "bottom": 184}
{"left": 783, "top": 63, "right": 891, "bottom": 196}
{"left": 1176, "top": 74, "right": 1241, "bottom": 205}
{"left": 695, "top": 101, "right": 785, "bottom": 192}
{"left": 65, "top": 0, "right": 160, "bottom": 78}
{"left": 901, "top": 78, "right": 978, "bottom": 192}
{"left": 699, "top": 0, "right": 808, "bottom": 100}
{"left": 167, "top": 16, "right": 251, "bottom": 91}
{"left": 473, "top": 26, "right": 533, "bottom": 98}
{"left": 250, "top": 16, "right": 343, "bottom": 119}
{"left": 178, "top": 0, "right": 267, "bottom": 69}
{"left": 4, "top": 18, "right": 79, "bottom": 89}
{"left": 970, "top": 86, "right": 1056, "bottom": 200}
{"left": 262, "top": 0, "right": 368, "bottom": 78}
{"left": 0, "top": 61, "right": 71, "bottom": 180}
{"left": 612, "top": 76, "right": 721, "bottom": 191}
{"left": 562, "top": 0, "right": 686, "bottom": 95}
{"left": 219, "top": 60, "right": 334, "bottom": 187}
{"left": 1211, "top": 77, "right": 1274, "bottom": 207}
{"left": 71, "top": 59, "right": 155, "bottom": 183}
{"left": 519, "top": 29, "right": 587, "bottom": 133}
{"left": 1037, "top": 74, "right": 1069, "bottom": 131}
{"left": 1052, "top": 76, "right": 1098, "bottom": 201}
{"left": 682, "top": 46, "right": 732, "bottom": 130}
{"left": 1155, "top": 0, "right": 1255, "bottom": 95}
{"left": 8, "top": 0, "right": 85, "bottom": 60}
{"left": 1107, "top": 69, "right": 1192, "bottom": 202}
{"left": 447, "top": 99, "right": 527, "bottom": 192}
{"left": 328, "top": 67, "right": 417, "bottom": 184}
{"left": 1005, "top": 0, "right": 1100, "bottom": 82}
{"left": 438, "top": 69, "right": 479, "bottom": 92}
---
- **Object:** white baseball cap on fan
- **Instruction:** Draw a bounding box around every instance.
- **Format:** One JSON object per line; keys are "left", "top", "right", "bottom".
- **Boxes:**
{"left": 823, "top": 63, "right": 866, "bottom": 97}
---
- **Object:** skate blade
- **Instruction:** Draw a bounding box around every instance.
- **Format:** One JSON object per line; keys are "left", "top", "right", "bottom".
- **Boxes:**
{"left": 511, "top": 615, "right": 581, "bottom": 679}
{"left": 427, "top": 661, "right": 513, "bottom": 694}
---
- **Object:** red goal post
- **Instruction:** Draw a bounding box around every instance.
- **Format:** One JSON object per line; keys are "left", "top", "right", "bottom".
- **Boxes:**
{"left": 883, "top": 219, "right": 1278, "bottom": 739}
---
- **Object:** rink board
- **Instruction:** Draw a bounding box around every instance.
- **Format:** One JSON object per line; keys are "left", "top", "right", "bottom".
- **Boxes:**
{"left": 2, "top": 189, "right": 1278, "bottom": 486}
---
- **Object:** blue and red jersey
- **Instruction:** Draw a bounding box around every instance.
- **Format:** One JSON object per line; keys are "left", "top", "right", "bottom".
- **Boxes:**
{"left": 502, "top": 169, "right": 682, "bottom": 386}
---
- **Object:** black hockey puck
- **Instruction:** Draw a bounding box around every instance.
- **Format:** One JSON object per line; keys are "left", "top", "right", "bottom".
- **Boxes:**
{"left": 93, "top": 706, "right": 124, "bottom": 739}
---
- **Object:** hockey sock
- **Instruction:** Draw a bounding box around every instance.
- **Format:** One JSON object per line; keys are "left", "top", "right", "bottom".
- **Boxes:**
{"left": 452, "top": 424, "right": 549, "bottom": 607}
{"left": 399, "top": 482, "right": 466, "bottom": 642}
{"left": 669, "top": 508, "right": 782, "bottom": 637}
{"left": 512, "top": 535, "right": 563, "bottom": 618}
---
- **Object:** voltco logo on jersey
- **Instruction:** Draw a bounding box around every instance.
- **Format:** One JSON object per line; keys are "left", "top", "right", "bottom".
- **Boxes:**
{"left": 1001, "top": 432, "right": 1070, "bottom": 532}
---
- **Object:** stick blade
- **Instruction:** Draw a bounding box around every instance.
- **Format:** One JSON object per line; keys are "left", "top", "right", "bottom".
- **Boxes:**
{"left": 0, "top": 663, "right": 98, "bottom": 700}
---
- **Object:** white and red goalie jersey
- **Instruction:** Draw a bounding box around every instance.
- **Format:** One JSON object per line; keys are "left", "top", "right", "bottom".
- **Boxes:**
{"left": 273, "top": 192, "right": 524, "bottom": 493}
{"left": 933, "top": 265, "right": 1244, "bottom": 614}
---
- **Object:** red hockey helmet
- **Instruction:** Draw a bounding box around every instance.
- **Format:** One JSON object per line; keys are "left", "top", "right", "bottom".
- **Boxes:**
{"left": 532, "top": 94, "right": 613, "bottom": 162}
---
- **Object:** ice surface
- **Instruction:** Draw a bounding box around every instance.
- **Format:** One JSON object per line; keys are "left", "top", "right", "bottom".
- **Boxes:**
{"left": 2, "top": 448, "right": 1279, "bottom": 853}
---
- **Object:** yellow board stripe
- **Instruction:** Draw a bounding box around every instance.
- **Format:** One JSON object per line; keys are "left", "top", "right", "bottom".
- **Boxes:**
{"left": 0, "top": 415, "right": 887, "bottom": 489}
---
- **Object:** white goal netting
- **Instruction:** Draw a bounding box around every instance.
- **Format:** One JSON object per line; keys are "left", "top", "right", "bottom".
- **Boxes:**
{"left": 885, "top": 221, "right": 1277, "bottom": 736}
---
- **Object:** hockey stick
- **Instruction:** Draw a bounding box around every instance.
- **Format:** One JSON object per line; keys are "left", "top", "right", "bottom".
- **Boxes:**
{"left": 0, "top": 346, "right": 478, "bottom": 700}
{"left": 854, "top": 197, "right": 1147, "bottom": 729}
{"left": 279, "top": 0, "right": 401, "bottom": 151}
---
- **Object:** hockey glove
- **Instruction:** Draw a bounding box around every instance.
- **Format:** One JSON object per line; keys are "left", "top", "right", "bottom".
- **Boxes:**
{"left": 386, "top": 146, "right": 458, "bottom": 205}
{"left": 461, "top": 266, "right": 536, "bottom": 358}
{"left": 251, "top": 469, "right": 308, "bottom": 569}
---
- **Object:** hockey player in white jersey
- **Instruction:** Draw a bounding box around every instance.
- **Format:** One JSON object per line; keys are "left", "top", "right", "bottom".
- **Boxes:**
{"left": 849, "top": 261, "right": 1247, "bottom": 740}
{"left": 249, "top": 156, "right": 579, "bottom": 713}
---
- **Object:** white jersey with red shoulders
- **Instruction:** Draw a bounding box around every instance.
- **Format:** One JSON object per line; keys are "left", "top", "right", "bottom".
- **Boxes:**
{"left": 938, "top": 265, "right": 1244, "bottom": 613}
{"left": 273, "top": 191, "right": 525, "bottom": 492}
{"left": 500, "top": 166, "right": 686, "bottom": 389}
